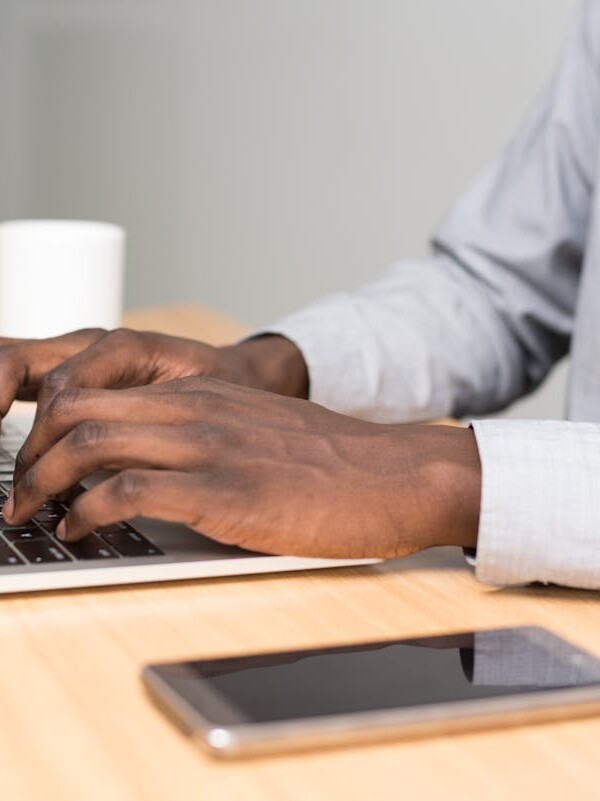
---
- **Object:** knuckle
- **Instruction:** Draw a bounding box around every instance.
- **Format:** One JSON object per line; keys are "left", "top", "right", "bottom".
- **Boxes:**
{"left": 70, "top": 420, "right": 108, "bottom": 451}
{"left": 40, "top": 366, "right": 71, "bottom": 395}
{"left": 46, "top": 387, "right": 82, "bottom": 420}
{"left": 174, "top": 375, "right": 203, "bottom": 391}
{"left": 76, "top": 327, "right": 106, "bottom": 338}
{"left": 20, "top": 466, "right": 52, "bottom": 496}
{"left": 61, "top": 327, "right": 107, "bottom": 343}
{"left": 194, "top": 383, "right": 221, "bottom": 410}
{"left": 169, "top": 375, "right": 212, "bottom": 395}
{"left": 19, "top": 466, "right": 37, "bottom": 493}
{"left": 197, "top": 466, "right": 249, "bottom": 497}
{"left": 195, "top": 374, "right": 216, "bottom": 390}
{"left": 196, "top": 423, "right": 236, "bottom": 451}
{"left": 19, "top": 464, "right": 52, "bottom": 496}
{"left": 168, "top": 377, "right": 221, "bottom": 413}
{"left": 0, "top": 347, "right": 16, "bottom": 371}
{"left": 106, "top": 328, "right": 140, "bottom": 348}
{"left": 14, "top": 449, "right": 28, "bottom": 474}
{"left": 112, "top": 470, "right": 147, "bottom": 507}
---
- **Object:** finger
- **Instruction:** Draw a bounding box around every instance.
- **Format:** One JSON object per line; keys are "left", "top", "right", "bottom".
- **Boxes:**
{"left": 34, "top": 328, "right": 155, "bottom": 420}
{"left": 32, "top": 328, "right": 222, "bottom": 421}
{"left": 56, "top": 465, "right": 356, "bottom": 557}
{"left": 13, "top": 380, "right": 236, "bottom": 482}
{"left": 0, "top": 329, "right": 105, "bottom": 418}
{"left": 54, "top": 468, "right": 244, "bottom": 542}
{"left": 0, "top": 349, "right": 26, "bottom": 419}
{"left": 9, "top": 421, "right": 229, "bottom": 524}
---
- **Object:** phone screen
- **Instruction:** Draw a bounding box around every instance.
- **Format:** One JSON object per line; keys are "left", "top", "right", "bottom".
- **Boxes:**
{"left": 176, "top": 628, "right": 600, "bottom": 724}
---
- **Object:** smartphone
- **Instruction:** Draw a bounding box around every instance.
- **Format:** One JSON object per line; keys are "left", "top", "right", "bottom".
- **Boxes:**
{"left": 142, "top": 626, "right": 600, "bottom": 758}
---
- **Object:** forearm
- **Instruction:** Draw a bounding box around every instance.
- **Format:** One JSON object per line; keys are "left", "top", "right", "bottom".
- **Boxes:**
{"left": 251, "top": 255, "right": 534, "bottom": 423}
{"left": 242, "top": 4, "right": 600, "bottom": 424}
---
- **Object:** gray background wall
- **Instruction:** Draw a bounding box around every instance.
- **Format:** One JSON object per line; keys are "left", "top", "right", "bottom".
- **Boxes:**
{"left": 0, "top": 0, "right": 579, "bottom": 417}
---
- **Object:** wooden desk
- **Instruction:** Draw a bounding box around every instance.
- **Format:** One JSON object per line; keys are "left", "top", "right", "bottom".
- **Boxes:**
{"left": 2, "top": 305, "right": 600, "bottom": 801}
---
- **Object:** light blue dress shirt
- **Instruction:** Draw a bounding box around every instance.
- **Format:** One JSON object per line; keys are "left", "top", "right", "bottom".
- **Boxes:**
{"left": 262, "top": 0, "right": 600, "bottom": 589}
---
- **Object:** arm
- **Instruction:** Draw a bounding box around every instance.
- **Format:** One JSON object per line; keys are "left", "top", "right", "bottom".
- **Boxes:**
{"left": 253, "top": 2, "right": 600, "bottom": 590}
{"left": 259, "top": 1, "right": 599, "bottom": 423}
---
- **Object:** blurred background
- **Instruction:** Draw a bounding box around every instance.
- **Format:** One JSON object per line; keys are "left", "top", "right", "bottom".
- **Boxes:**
{"left": 0, "top": 0, "right": 579, "bottom": 417}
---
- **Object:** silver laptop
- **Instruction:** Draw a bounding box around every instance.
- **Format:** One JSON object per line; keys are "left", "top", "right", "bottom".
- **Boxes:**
{"left": 0, "top": 410, "right": 377, "bottom": 594}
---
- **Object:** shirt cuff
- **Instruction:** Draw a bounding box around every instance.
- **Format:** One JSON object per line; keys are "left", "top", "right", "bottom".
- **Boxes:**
{"left": 471, "top": 418, "right": 600, "bottom": 589}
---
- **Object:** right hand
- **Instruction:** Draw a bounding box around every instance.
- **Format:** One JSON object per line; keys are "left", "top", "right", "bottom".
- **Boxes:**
{"left": 0, "top": 327, "right": 309, "bottom": 430}
{"left": 4, "top": 374, "right": 480, "bottom": 558}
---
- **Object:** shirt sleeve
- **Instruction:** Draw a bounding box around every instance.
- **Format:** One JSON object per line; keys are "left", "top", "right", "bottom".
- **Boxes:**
{"left": 257, "top": 0, "right": 599, "bottom": 424}
{"left": 249, "top": 3, "right": 600, "bottom": 589}
{"left": 471, "top": 418, "right": 600, "bottom": 589}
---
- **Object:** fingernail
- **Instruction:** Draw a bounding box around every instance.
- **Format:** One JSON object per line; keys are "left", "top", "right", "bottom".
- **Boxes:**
{"left": 56, "top": 518, "right": 67, "bottom": 540}
{"left": 3, "top": 488, "right": 14, "bottom": 520}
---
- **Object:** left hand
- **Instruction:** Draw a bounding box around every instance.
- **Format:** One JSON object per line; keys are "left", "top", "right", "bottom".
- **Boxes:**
{"left": 3, "top": 378, "right": 481, "bottom": 559}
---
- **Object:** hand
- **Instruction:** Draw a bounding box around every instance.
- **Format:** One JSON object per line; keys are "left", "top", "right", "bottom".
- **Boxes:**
{"left": 0, "top": 328, "right": 309, "bottom": 429}
{"left": 4, "top": 377, "right": 481, "bottom": 559}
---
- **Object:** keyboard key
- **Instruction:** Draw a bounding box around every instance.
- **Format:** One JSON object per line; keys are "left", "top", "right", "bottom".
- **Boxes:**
{"left": 0, "top": 541, "right": 24, "bottom": 566}
{"left": 15, "top": 539, "right": 70, "bottom": 564}
{"left": 3, "top": 527, "right": 47, "bottom": 543}
{"left": 62, "top": 534, "right": 118, "bottom": 561}
{"left": 40, "top": 501, "right": 66, "bottom": 514}
{"left": 98, "top": 527, "right": 163, "bottom": 557}
{"left": 34, "top": 509, "right": 64, "bottom": 530}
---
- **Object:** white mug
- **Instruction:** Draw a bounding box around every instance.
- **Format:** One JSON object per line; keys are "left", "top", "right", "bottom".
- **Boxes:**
{"left": 0, "top": 219, "right": 125, "bottom": 339}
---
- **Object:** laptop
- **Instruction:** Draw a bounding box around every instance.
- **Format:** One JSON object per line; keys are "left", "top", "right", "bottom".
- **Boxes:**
{"left": 0, "top": 409, "right": 378, "bottom": 594}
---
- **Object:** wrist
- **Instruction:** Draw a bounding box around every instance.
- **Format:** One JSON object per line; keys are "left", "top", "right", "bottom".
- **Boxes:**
{"left": 425, "top": 426, "right": 481, "bottom": 550}
{"left": 223, "top": 335, "right": 309, "bottom": 398}
{"left": 385, "top": 424, "right": 480, "bottom": 556}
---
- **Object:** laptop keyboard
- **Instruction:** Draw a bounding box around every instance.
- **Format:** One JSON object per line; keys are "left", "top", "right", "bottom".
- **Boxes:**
{"left": 0, "top": 423, "right": 164, "bottom": 567}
